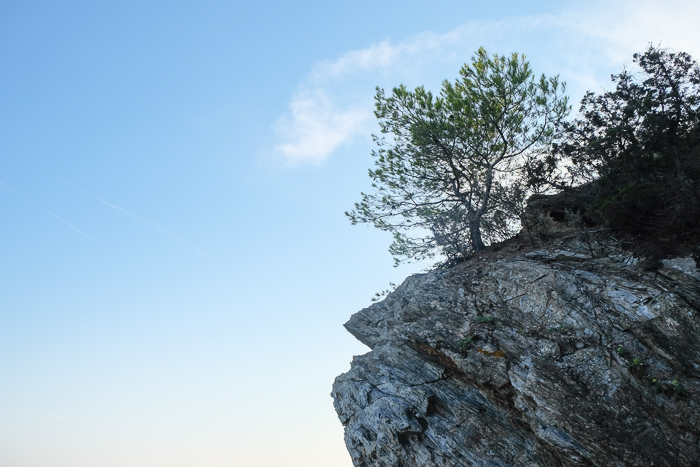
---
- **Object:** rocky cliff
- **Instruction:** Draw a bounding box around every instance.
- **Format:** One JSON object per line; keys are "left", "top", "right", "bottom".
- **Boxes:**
{"left": 332, "top": 230, "right": 700, "bottom": 466}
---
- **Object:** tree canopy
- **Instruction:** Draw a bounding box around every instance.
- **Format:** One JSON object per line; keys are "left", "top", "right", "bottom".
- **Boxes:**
{"left": 347, "top": 47, "right": 569, "bottom": 265}
{"left": 554, "top": 45, "right": 700, "bottom": 243}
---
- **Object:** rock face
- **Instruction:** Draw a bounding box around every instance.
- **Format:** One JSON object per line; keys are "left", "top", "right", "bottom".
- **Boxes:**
{"left": 332, "top": 233, "right": 700, "bottom": 466}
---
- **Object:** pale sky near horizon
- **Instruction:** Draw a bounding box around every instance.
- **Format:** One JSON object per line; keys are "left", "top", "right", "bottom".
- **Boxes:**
{"left": 1, "top": 1, "right": 699, "bottom": 466}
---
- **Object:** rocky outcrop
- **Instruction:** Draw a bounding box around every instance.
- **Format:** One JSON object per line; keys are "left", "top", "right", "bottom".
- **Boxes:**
{"left": 332, "top": 232, "right": 700, "bottom": 466}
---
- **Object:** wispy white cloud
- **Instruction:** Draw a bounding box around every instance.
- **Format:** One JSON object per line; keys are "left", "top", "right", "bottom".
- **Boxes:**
{"left": 52, "top": 177, "right": 209, "bottom": 257}
{"left": 556, "top": 0, "right": 700, "bottom": 63}
{"left": 272, "top": 32, "right": 472, "bottom": 164}
{"left": 0, "top": 180, "right": 107, "bottom": 249}
{"left": 273, "top": 90, "right": 372, "bottom": 165}
{"left": 273, "top": 0, "right": 700, "bottom": 165}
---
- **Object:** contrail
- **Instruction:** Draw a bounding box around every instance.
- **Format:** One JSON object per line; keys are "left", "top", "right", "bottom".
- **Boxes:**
{"left": 0, "top": 180, "right": 19, "bottom": 195}
{"left": 51, "top": 177, "right": 209, "bottom": 257}
{"left": 0, "top": 180, "right": 108, "bottom": 249}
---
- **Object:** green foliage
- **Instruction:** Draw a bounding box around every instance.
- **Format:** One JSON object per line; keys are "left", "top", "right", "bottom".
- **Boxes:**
{"left": 347, "top": 48, "right": 569, "bottom": 265}
{"left": 555, "top": 45, "right": 700, "bottom": 242}
{"left": 371, "top": 282, "right": 397, "bottom": 302}
{"left": 618, "top": 349, "right": 687, "bottom": 398}
{"left": 458, "top": 336, "right": 473, "bottom": 352}
{"left": 671, "top": 379, "right": 686, "bottom": 396}
{"left": 641, "top": 376, "right": 685, "bottom": 397}
{"left": 474, "top": 315, "right": 495, "bottom": 324}
{"left": 627, "top": 357, "right": 644, "bottom": 369}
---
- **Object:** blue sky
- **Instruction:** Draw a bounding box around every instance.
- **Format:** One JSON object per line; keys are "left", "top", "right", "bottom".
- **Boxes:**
{"left": 1, "top": 1, "right": 699, "bottom": 466}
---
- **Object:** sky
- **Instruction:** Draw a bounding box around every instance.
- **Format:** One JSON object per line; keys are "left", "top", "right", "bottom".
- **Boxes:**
{"left": 1, "top": 1, "right": 699, "bottom": 466}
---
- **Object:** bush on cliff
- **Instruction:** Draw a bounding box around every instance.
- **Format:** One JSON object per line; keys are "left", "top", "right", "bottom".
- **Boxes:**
{"left": 555, "top": 45, "right": 700, "bottom": 245}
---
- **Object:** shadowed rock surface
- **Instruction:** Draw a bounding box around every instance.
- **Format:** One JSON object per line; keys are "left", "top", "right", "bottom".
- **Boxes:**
{"left": 332, "top": 232, "right": 700, "bottom": 466}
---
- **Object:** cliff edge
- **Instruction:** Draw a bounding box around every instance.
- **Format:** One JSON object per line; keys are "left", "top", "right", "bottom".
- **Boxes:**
{"left": 332, "top": 228, "right": 700, "bottom": 466}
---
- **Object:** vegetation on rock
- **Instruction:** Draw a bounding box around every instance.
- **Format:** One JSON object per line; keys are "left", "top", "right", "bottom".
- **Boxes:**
{"left": 555, "top": 45, "right": 700, "bottom": 251}
{"left": 349, "top": 45, "right": 700, "bottom": 266}
{"left": 336, "top": 44, "right": 700, "bottom": 467}
{"left": 346, "top": 47, "right": 569, "bottom": 265}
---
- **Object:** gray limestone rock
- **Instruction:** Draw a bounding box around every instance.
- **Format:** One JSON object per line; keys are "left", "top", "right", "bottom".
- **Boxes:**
{"left": 332, "top": 234, "right": 700, "bottom": 466}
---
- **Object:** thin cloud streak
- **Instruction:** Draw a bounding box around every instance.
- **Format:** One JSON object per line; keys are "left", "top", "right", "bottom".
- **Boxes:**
{"left": 273, "top": 0, "right": 700, "bottom": 165}
{"left": 51, "top": 177, "right": 209, "bottom": 258}
{"left": 0, "top": 180, "right": 108, "bottom": 249}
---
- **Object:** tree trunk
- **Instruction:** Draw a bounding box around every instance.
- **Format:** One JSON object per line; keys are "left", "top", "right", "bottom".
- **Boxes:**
{"left": 469, "top": 219, "right": 486, "bottom": 252}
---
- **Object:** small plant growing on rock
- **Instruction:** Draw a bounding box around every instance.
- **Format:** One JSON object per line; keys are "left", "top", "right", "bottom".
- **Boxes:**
{"left": 371, "top": 282, "right": 397, "bottom": 302}
{"left": 627, "top": 357, "right": 644, "bottom": 369}
{"left": 474, "top": 315, "right": 495, "bottom": 324}
{"left": 642, "top": 376, "right": 686, "bottom": 397}
{"left": 458, "top": 337, "right": 473, "bottom": 353}
{"left": 671, "top": 380, "right": 685, "bottom": 396}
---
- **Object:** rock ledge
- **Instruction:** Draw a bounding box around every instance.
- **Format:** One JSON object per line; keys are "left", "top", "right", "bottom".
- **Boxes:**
{"left": 332, "top": 233, "right": 700, "bottom": 466}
